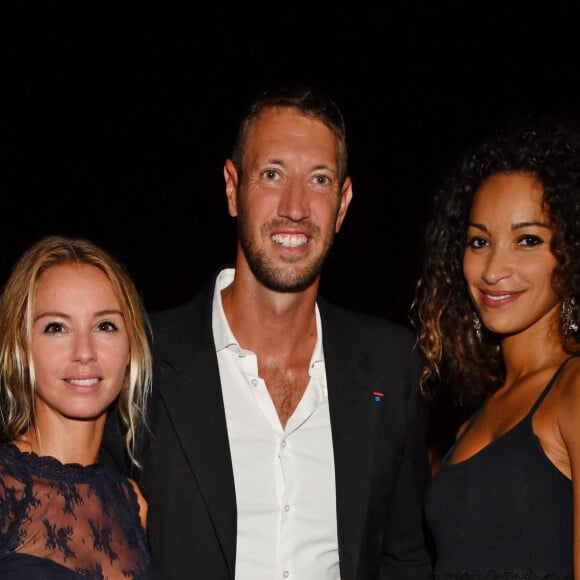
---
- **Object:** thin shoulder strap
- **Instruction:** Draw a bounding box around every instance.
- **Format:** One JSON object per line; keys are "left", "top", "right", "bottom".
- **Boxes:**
{"left": 529, "top": 353, "right": 580, "bottom": 415}
{"left": 447, "top": 403, "right": 486, "bottom": 452}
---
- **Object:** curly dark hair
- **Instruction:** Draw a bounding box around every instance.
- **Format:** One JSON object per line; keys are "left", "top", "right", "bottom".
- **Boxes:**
{"left": 410, "top": 113, "right": 580, "bottom": 405}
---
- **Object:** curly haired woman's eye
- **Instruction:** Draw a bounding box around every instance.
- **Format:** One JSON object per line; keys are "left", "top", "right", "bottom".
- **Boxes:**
{"left": 518, "top": 234, "right": 544, "bottom": 247}
{"left": 466, "top": 236, "right": 488, "bottom": 249}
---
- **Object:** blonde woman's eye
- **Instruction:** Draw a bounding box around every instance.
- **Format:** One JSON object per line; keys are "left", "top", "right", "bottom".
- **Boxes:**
{"left": 98, "top": 320, "right": 119, "bottom": 332}
{"left": 44, "top": 322, "right": 65, "bottom": 334}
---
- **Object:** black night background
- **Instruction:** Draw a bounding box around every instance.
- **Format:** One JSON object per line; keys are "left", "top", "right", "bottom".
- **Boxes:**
{"left": 2, "top": 2, "right": 579, "bottom": 444}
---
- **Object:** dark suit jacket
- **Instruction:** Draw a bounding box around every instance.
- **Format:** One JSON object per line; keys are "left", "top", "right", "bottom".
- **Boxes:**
{"left": 102, "top": 274, "right": 433, "bottom": 579}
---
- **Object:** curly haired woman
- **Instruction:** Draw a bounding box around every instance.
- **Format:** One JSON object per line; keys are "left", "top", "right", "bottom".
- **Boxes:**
{"left": 411, "top": 114, "right": 580, "bottom": 579}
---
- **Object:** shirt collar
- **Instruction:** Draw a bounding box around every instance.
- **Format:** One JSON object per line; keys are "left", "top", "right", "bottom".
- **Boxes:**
{"left": 211, "top": 268, "right": 325, "bottom": 372}
{"left": 212, "top": 268, "right": 238, "bottom": 352}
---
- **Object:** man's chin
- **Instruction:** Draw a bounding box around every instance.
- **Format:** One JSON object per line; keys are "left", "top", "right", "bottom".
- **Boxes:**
{"left": 254, "top": 267, "right": 320, "bottom": 294}
{"left": 262, "top": 275, "right": 318, "bottom": 294}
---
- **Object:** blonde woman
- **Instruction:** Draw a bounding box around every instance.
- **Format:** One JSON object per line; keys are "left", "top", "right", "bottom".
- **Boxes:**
{"left": 0, "top": 235, "right": 154, "bottom": 579}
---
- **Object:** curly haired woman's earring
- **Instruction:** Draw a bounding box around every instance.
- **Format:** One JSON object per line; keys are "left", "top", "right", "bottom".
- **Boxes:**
{"left": 561, "top": 296, "right": 579, "bottom": 336}
{"left": 472, "top": 311, "right": 482, "bottom": 343}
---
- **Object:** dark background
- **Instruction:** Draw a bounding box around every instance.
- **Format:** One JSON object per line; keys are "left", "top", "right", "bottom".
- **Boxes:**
{"left": 2, "top": 0, "right": 580, "bottom": 443}
{"left": 2, "top": 2, "right": 579, "bottom": 449}
{"left": 2, "top": 3, "right": 579, "bottom": 323}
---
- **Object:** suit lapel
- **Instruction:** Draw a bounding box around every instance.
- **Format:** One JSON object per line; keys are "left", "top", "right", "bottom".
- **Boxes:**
{"left": 320, "top": 299, "right": 396, "bottom": 580}
{"left": 153, "top": 278, "right": 237, "bottom": 576}
{"left": 319, "top": 301, "right": 368, "bottom": 578}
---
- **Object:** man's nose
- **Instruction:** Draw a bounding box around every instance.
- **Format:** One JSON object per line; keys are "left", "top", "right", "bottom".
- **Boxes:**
{"left": 278, "top": 180, "right": 310, "bottom": 221}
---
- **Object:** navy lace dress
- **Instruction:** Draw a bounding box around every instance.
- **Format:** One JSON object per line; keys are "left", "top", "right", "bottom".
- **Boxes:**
{"left": 0, "top": 443, "right": 154, "bottom": 579}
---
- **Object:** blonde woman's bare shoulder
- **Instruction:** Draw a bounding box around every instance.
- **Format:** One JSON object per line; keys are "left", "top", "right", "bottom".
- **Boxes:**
{"left": 128, "top": 477, "right": 148, "bottom": 531}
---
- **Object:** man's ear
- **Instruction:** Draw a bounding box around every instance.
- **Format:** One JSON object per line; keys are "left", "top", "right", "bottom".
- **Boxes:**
{"left": 224, "top": 159, "right": 239, "bottom": 217}
{"left": 335, "top": 176, "right": 353, "bottom": 233}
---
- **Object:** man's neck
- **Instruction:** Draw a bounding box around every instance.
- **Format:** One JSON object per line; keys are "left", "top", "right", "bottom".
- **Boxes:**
{"left": 221, "top": 274, "right": 319, "bottom": 356}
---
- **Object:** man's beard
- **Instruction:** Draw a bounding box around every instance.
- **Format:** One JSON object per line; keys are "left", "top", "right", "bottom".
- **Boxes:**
{"left": 237, "top": 211, "right": 336, "bottom": 294}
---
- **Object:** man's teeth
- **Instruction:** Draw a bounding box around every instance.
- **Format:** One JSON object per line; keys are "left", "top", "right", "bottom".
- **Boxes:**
{"left": 68, "top": 378, "right": 99, "bottom": 386}
{"left": 271, "top": 234, "right": 308, "bottom": 247}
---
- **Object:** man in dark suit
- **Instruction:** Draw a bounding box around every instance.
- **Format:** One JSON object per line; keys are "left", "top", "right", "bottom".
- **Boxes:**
{"left": 103, "top": 85, "right": 432, "bottom": 579}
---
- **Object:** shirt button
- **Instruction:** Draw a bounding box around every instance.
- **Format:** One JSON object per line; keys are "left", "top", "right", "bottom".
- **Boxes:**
{"left": 284, "top": 504, "right": 290, "bottom": 512}
{"left": 281, "top": 440, "right": 287, "bottom": 447}
{"left": 251, "top": 378, "right": 258, "bottom": 387}
{"left": 283, "top": 571, "right": 289, "bottom": 578}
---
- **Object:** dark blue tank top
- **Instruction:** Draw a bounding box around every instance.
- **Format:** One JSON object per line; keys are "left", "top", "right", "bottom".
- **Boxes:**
{"left": 425, "top": 355, "right": 577, "bottom": 579}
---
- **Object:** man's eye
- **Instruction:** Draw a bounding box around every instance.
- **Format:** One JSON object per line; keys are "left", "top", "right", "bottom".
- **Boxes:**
{"left": 263, "top": 169, "right": 278, "bottom": 180}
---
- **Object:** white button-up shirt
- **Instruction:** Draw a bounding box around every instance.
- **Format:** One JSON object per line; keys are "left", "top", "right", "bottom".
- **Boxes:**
{"left": 212, "top": 268, "right": 340, "bottom": 580}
